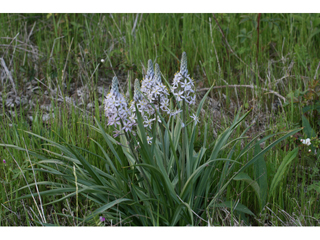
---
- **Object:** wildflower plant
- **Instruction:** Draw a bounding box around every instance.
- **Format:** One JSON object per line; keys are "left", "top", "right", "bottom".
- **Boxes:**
{"left": 2, "top": 52, "right": 302, "bottom": 226}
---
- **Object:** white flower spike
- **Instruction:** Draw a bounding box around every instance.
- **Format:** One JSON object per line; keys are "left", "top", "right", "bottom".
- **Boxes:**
{"left": 171, "top": 52, "right": 195, "bottom": 105}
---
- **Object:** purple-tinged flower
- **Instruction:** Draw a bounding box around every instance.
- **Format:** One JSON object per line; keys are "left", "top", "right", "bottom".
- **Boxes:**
{"left": 99, "top": 216, "right": 105, "bottom": 222}
{"left": 2, "top": 159, "right": 6, "bottom": 164}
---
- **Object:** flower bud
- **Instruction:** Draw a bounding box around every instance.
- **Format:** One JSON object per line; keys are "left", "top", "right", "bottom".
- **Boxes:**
{"left": 133, "top": 79, "right": 143, "bottom": 102}
{"left": 111, "top": 76, "right": 120, "bottom": 97}
{"left": 180, "top": 52, "right": 188, "bottom": 75}
{"left": 155, "top": 63, "right": 162, "bottom": 83}
{"left": 147, "top": 59, "right": 154, "bottom": 78}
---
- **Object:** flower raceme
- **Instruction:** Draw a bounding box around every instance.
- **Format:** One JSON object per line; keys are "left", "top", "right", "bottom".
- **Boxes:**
{"left": 104, "top": 52, "right": 199, "bottom": 137}
{"left": 171, "top": 52, "right": 196, "bottom": 105}
{"left": 104, "top": 76, "right": 134, "bottom": 131}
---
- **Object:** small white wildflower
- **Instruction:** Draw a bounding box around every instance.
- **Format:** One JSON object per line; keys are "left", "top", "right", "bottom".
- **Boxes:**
{"left": 144, "top": 118, "right": 155, "bottom": 129}
{"left": 101, "top": 59, "right": 105, "bottom": 63}
{"left": 308, "top": 149, "right": 312, "bottom": 153}
{"left": 191, "top": 113, "right": 200, "bottom": 125}
{"left": 301, "top": 138, "right": 311, "bottom": 146}
{"left": 180, "top": 79, "right": 189, "bottom": 89}
{"left": 122, "top": 121, "right": 133, "bottom": 132}
{"left": 306, "top": 138, "right": 311, "bottom": 145}
{"left": 175, "top": 90, "right": 184, "bottom": 102}
{"left": 147, "top": 136, "right": 153, "bottom": 145}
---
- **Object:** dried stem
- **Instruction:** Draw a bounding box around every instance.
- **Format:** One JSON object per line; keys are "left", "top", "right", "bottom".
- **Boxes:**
{"left": 0, "top": 57, "right": 17, "bottom": 95}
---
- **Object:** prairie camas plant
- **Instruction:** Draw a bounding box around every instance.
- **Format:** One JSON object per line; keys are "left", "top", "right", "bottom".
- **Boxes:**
{"left": 2, "top": 51, "right": 302, "bottom": 227}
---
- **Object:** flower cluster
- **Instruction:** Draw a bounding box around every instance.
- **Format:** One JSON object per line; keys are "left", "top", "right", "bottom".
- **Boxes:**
{"left": 140, "top": 60, "right": 170, "bottom": 111}
{"left": 137, "top": 60, "right": 170, "bottom": 126}
{"left": 104, "top": 52, "right": 199, "bottom": 143}
{"left": 130, "top": 78, "right": 155, "bottom": 128}
{"left": 104, "top": 76, "right": 134, "bottom": 132}
{"left": 171, "top": 52, "right": 196, "bottom": 105}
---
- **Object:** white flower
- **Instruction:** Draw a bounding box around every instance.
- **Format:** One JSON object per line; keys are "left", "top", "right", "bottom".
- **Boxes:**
{"left": 147, "top": 136, "right": 153, "bottom": 145}
{"left": 122, "top": 121, "right": 133, "bottom": 132}
{"left": 306, "top": 138, "right": 311, "bottom": 145}
{"left": 191, "top": 113, "right": 200, "bottom": 125}
{"left": 301, "top": 138, "right": 311, "bottom": 146}
{"left": 180, "top": 79, "right": 189, "bottom": 89}
{"left": 101, "top": 59, "right": 105, "bottom": 63}
{"left": 175, "top": 90, "right": 184, "bottom": 102}
{"left": 160, "top": 98, "right": 170, "bottom": 112}
{"left": 144, "top": 118, "right": 155, "bottom": 129}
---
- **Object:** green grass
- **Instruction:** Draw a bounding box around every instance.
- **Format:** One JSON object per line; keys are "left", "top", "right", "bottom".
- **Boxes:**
{"left": 1, "top": 13, "right": 320, "bottom": 226}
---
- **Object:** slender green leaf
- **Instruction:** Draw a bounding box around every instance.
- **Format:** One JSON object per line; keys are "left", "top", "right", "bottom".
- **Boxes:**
{"left": 269, "top": 147, "right": 299, "bottom": 197}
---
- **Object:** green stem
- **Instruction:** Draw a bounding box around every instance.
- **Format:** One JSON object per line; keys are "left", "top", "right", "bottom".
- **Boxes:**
{"left": 181, "top": 99, "right": 186, "bottom": 188}
{"left": 122, "top": 119, "right": 156, "bottom": 199}
{"left": 158, "top": 96, "right": 167, "bottom": 171}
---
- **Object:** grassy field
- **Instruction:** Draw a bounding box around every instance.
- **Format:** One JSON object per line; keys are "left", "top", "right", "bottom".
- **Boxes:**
{"left": 1, "top": 13, "right": 320, "bottom": 226}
